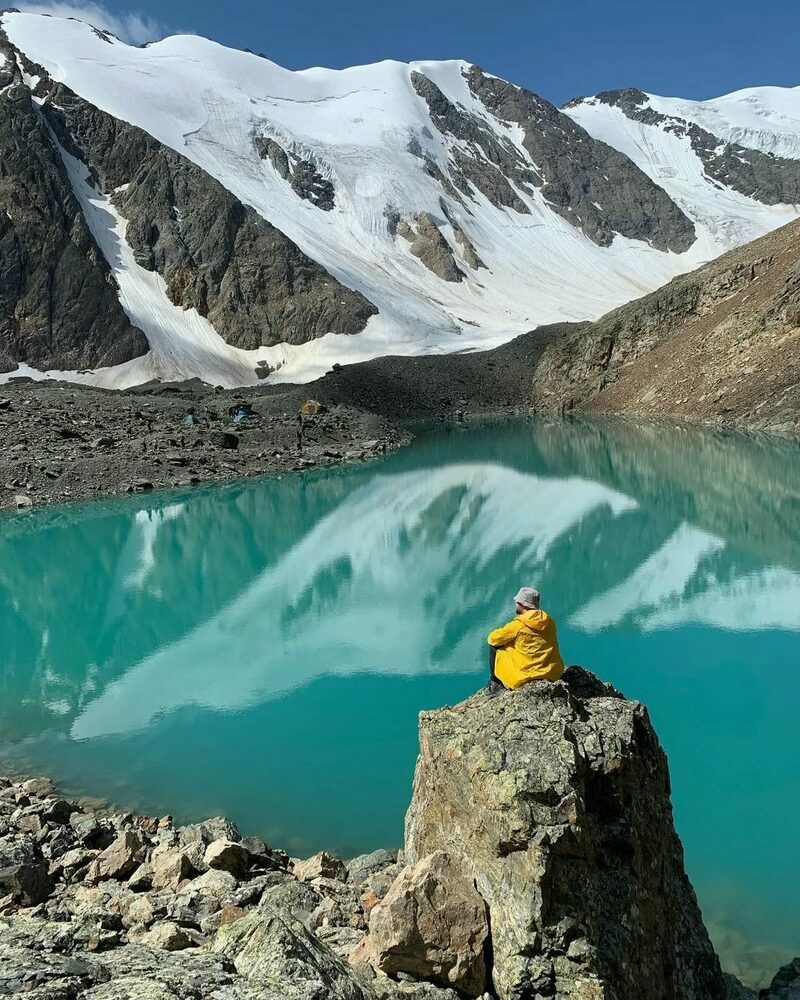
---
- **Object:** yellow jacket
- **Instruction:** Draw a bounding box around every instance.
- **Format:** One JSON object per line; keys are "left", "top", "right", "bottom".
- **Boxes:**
{"left": 487, "top": 609, "right": 565, "bottom": 688}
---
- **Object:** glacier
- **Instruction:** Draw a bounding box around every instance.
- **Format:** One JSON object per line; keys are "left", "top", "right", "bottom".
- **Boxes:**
{"left": 3, "top": 11, "right": 800, "bottom": 387}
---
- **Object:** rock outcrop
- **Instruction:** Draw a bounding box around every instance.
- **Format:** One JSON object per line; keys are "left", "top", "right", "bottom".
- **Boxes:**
{"left": 463, "top": 67, "right": 696, "bottom": 252}
{"left": 403, "top": 667, "right": 726, "bottom": 1000}
{"left": 363, "top": 850, "right": 489, "bottom": 996}
{"left": 527, "top": 218, "right": 800, "bottom": 435}
{"left": 399, "top": 213, "right": 464, "bottom": 283}
{"left": 0, "top": 34, "right": 148, "bottom": 372}
{"left": 581, "top": 89, "right": 800, "bottom": 207}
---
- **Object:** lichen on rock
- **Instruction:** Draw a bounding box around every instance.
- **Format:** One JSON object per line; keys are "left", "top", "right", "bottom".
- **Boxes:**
{"left": 404, "top": 666, "right": 726, "bottom": 1000}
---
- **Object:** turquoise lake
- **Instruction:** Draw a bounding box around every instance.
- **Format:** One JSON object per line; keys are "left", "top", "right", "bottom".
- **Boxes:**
{"left": 1, "top": 417, "right": 798, "bottom": 981}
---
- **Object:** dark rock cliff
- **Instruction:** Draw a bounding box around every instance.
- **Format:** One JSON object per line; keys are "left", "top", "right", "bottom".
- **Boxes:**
{"left": 464, "top": 67, "right": 697, "bottom": 252}
{"left": 0, "top": 35, "right": 148, "bottom": 372}
{"left": 41, "top": 85, "right": 376, "bottom": 351}
{"left": 410, "top": 67, "right": 696, "bottom": 254}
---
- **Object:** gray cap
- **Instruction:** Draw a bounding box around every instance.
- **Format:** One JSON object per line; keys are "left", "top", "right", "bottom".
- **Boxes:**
{"left": 514, "top": 587, "right": 540, "bottom": 609}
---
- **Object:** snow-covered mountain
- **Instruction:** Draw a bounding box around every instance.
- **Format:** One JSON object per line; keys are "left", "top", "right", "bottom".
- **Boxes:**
{"left": 1, "top": 11, "right": 799, "bottom": 388}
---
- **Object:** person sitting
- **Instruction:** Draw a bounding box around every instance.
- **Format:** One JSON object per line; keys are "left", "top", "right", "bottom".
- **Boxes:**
{"left": 484, "top": 587, "right": 565, "bottom": 697}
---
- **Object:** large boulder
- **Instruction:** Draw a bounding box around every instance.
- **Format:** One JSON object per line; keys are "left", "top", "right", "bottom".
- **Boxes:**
{"left": 365, "top": 851, "right": 488, "bottom": 997}
{"left": 404, "top": 667, "right": 726, "bottom": 1000}
{"left": 294, "top": 850, "right": 348, "bottom": 883}
{"left": 210, "top": 899, "right": 369, "bottom": 1000}
{"left": 204, "top": 838, "right": 251, "bottom": 877}
{"left": 85, "top": 831, "right": 143, "bottom": 883}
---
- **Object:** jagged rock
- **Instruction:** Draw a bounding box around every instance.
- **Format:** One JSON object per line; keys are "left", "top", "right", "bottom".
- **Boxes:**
{"left": 119, "top": 893, "right": 156, "bottom": 930}
{"left": 256, "top": 136, "right": 291, "bottom": 178}
{"left": 291, "top": 159, "right": 336, "bottom": 211}
{"left": 452, "top": 221, "right": 485, "bottom": 270}
{"left": 724, "top": 973, "right": 757, "bottom": 999}
{"left": 294, "top": 850, "right": 348, "bottom": 882}
{"left": 136, "top": 920, "right": 194, "bottom": 951}
{"left": 69, "top": 812, "right": 101, "bottom": 844}
{"left": 588, "top": 89, "right": 800, "bottom": 207}
{"left": 84, "top": 831, "right": 143, "bottom": 884}
{"left": 762, "top": 958, "right": 800, "bottom": 998}
{"left": 260, "top": 877, "right": 323, "bottom": 928}
{"left": 180, "top": 815, "right": 242, "bottom": 846}
{"left": 205, "top": 838, "right": 251, "bottom": 877}
{"left": 240, "top": 835, "right": 288, "bottom": 871}
{"left": 317, "top": 925, "right": 367, "bottom": 960}
{"left": 210, "top": 900, "right": 369, "bottom": 999}
{"left": 127, "top": 862, "right": 154, "bottom": 891}
{"left": 0, "top": 860, "right": 52, "bottom": 904}
{"left": 184, "top": 867, "right": 239, "bottom": 903}
{"left": 0, "top": 40, "right": 148, "bottom": 373}
{"left": 21, "top": 777, "right": 55, "bottom": 797}
{"left": 464, "top": 67, "right": 696, "bottom": 252}
{"left": 347, "top": 849, "right": 399, "bottom": 888}
{"left": 373, "top": 981, "right": 463, "bottom": 1000}
{"left": 404, "top": 667, "right": 726, "bottom": 1000}
{"left": 88, "top": 941, "right": 266, "bottom": 999}
{"left": 201, "top": 903, "right": 248, "bottom": 934}
{"left": 150, "top": 844, "right": 193, "bottom": 891}
{"left": 365, "top": 850, "right": 488, "bottom": 997}
{"left": 410, "top": 72, "right": 534, "bottom": 215}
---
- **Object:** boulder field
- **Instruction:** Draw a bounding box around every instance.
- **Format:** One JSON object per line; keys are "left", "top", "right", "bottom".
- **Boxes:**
{"left": 0, "top": 667, "right": 795, "bottom": 999}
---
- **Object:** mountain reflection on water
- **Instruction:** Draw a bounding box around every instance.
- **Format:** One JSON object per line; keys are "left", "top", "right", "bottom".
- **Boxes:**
{"left": 1, "top": 417, "right": 798, "bottom": 982}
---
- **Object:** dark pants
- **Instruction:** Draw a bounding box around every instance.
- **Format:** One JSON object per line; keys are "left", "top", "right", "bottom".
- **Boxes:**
{"left": 488, "top": 646, "right": 504, "bottom": 686}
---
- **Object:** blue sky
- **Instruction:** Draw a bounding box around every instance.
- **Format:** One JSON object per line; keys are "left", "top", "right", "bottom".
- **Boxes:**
{"left": 20, "top": 0, "right": 800, "bottom": 105}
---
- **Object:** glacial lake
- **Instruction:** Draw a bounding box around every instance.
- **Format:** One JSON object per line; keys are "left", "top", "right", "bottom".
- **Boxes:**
{"left": 1, "top": 418, "right": 798, "bottom": 980}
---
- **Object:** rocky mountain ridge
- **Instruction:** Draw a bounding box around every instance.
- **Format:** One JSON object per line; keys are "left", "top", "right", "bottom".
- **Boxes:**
{"left": 1, "top": 11, "right": 800, "bottom": 387}
{"left": 4, "top": 668, "right": 794, "bottom": 999}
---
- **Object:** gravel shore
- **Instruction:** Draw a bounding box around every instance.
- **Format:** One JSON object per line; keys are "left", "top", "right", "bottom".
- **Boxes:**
{"left": 0, "top": 379, "right": 409, "bottom": 512}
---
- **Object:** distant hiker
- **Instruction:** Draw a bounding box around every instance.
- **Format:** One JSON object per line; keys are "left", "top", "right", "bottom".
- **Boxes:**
{"left": 183, "top": 408, "right": 199, "bottom": 427}
{"left": 484, "top": 587, "right": 564, "bottom": 698}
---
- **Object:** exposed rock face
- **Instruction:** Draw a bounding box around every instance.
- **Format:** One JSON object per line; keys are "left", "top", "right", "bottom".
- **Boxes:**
{"left": 528, "top": 218, "right": 800, "bottom": 435}
{"left": 256, "top": 135, "right": 336, "bottom": 210}
{"left": 0, "top": 34, "right": 148, "bottom": 372}
{"left": 294, "top": 850, "right": 349, "bottom": 882}
{"left": 366, "top": 850, "right": 489, "bottom": 996}
{"left": 463, "top": 67, "right": 696, "bottom": 252}
{"left": 40, "top": 84, "right": 375, "bottom": 350}
{"left": 411, "top": 64, "right": 696, "bottom": 252}
{"left": 405, "top": 667, "right": 726, "bottom": 1000}
{"left": 256, "top": 136, "right": 292, "bottom": 178}
{"left": 585, "top": 89, "right": 800, "bottom": 206}
{"left": 762, "top": 959, "right": 800, "bottom": 999}
{"left": 204, "top": 838, "right": 251, "bottom": 877}
{"left": 399, "top": 212, "right": 463, "bottom": 283}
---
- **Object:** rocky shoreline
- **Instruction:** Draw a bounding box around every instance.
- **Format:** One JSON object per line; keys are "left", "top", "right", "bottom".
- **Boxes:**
{"left": 0, "top": 379, "right": 408, "bottom": 512}
{"left": 2, "top": 668, "right": 795, "bottom": 999}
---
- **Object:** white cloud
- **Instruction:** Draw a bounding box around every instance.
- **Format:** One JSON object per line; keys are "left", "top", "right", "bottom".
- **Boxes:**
{"left": 15, "top": 2, "right": 168, "bottom": 45}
